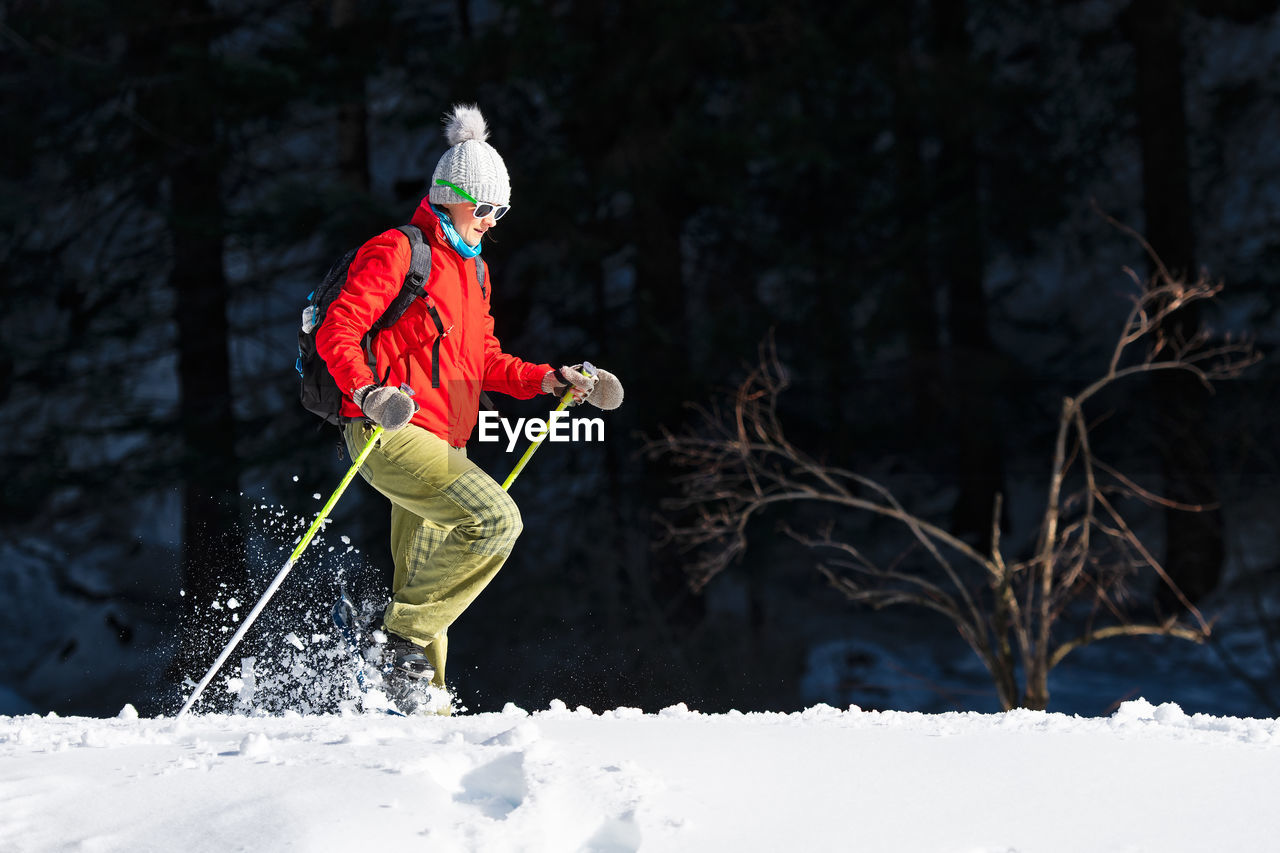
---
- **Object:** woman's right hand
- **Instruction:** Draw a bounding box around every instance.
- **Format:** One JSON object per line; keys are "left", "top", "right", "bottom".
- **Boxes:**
{"left": 354, "top": 384, "right": 418, "bottom": 430}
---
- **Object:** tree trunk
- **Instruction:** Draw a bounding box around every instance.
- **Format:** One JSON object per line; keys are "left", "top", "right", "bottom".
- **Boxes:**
{"left": 929, "top": 0, "right": 1006, "bottom": 553}
{"left": 326, "top": 0, "right": 389, "bottom": 593}
{"left": 172, "top": 150, "right": 244, "bottom": 680}
{"left": 331, "top": 0, "right": 370, "bottom": 193}
{"left": 1126, "top": 0, "right": 1223, "bottom": 607}
{"left": 888, "top": 5, "right": 943, "bottom": 438}
{"left": 455, "top": 0, "right": 473, "bottom": 40}
{"left": 138, "top": 2, "right": 246, "bottom": 682}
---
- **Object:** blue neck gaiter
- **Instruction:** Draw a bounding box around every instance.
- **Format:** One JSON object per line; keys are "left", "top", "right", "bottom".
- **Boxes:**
{"left": 432, "top": 204, "right": 483, "bottom": 259}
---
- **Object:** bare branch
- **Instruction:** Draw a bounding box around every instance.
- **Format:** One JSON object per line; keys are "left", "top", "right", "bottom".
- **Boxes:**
{"left": 1050, "top": 622, "right": 1208, "bottom": 669}
{"left": 1093, "top": 200, "right": 1174, "bottom": 285}
{"left": 1092, "top": 488, "right": 1211, "bottom": 633}
{"left": 647, "top": 253, "right": 1254, "bottom": 710}
{"left": 1093, "top": 458, "right": 1213, "bottom": 512}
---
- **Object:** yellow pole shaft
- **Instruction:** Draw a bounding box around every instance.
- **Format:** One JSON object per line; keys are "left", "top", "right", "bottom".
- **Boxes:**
{"left": 500, "top": 390, "right": 574, "bottom": 491}
{"left": 176, "top": 424, "right": 384, "bottom": 718}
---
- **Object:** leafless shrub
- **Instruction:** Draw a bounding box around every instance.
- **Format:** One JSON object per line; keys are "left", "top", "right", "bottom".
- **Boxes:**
{"left": 647, "top": 273, "right": 1259, "bottom": 710}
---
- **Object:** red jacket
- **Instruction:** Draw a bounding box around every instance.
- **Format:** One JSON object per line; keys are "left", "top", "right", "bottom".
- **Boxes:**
{"left": 316, "top": 199, "right": 551, "bottom": 446}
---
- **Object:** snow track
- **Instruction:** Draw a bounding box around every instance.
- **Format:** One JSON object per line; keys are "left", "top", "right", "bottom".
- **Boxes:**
{"left": 1, "top": 699, "right": 1278, "bottom": 852}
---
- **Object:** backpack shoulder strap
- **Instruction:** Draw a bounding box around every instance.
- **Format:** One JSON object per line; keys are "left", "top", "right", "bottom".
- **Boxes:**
{"left": 395, "top": 224, "right": 432, "bottom": 298}
{"left": 475, "top": 254, "right": 488, "bottom": 299}
{"left": 367, "top": 223, "right": 446, "bottom": 390}
{"left": 368, "top": 225, "right": 433, "bottom": 335}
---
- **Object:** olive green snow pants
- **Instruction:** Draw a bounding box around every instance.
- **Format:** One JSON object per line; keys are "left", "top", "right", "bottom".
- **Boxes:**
{"left": 343, "top": 421, "right": 522, "bottom": 687}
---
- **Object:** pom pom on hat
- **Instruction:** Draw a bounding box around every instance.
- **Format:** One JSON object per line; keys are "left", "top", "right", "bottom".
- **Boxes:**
{"left": 444, "top": 104, "right": 490, "bottom": 146}
{"left": 429, "top": 103, "right": 510, "bottom": 207}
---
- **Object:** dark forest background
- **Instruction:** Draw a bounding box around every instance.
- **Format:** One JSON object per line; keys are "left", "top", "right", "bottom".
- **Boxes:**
{"left": 2, "top": 0, "right": 1279, "bottom": 718}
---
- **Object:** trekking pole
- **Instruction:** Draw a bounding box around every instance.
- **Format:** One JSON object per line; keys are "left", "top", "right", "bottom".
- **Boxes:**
{"left": 500, "top": 362, "right": 626, "bottom": 492}
{"left": 500, "top": 364, "right": 598, "bottom": 491}
{"left": 500, "top": 392, "right": 574, "bottom": 491}
{"left": 176, "top": 424, "right": 384, "bottom": 719}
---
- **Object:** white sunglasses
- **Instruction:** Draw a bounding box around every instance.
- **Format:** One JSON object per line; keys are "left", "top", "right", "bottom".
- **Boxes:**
{"left": 436, "top": 179, "right": 510, "bottom": 220}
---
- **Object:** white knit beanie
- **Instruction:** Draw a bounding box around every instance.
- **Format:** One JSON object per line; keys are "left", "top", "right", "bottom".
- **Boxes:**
{"left": 428, "top": 104, "right": 511, "bottom": 207}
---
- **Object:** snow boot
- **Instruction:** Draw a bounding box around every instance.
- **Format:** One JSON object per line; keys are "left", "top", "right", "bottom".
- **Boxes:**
{"left": 382, "top": 632, "right": 435, "bottom": 681}
{"left": 378, "top": 632, "right": 447, "bottom": 716}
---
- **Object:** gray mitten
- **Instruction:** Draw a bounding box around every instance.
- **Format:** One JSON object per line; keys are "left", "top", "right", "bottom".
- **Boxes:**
{"left": 542, "top": 364, "right": 597, "bottom": 404}
{"left": 354, "top": 385, "right": 417, "bottom": 431}
{"left": 585, "top": 367, "right": 624, "bottom": 410}
{"left": 542, "top": 363, "right": 624, "bottom": 410}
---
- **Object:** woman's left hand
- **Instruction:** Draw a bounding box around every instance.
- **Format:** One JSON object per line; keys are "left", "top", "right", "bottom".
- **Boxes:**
{"left": 543, "top": 365, "right": 597, "bottom": 404}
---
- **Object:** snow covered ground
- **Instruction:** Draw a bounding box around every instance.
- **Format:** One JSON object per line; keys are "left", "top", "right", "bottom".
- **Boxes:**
{"left": 2, "top": 698, "right": 1278, "bottom": 852}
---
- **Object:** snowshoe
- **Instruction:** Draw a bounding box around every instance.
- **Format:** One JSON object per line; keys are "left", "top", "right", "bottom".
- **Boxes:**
{"left": 332, "top": 584, "right": 452, "bottom": 715}
{"left": 376, "top": 633, "right": 452, "bottom": 715}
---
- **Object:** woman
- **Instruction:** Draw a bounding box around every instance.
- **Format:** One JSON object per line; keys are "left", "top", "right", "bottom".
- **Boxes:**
{"left": 316, "top": 104, "right": 596, "bottom": 714}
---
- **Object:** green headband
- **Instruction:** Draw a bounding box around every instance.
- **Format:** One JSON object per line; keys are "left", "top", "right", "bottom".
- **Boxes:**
{"left": 434, "top": 178, "right": 478, "bottom": 205}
